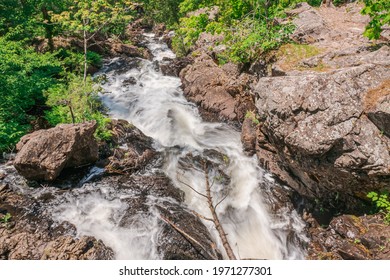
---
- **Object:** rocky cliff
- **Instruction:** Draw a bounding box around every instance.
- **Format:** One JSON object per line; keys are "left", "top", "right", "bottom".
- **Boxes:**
{"left": 179, "top": 2, "right": 390, "bottom": 259}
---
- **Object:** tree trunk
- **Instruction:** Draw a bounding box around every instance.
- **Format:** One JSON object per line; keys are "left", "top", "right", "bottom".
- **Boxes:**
{"left": 41, "top": 6, "right": 54, "bottom": 52}
{"left": 83, "top": 28, "right": 88, "bottom": 83}
{"left": 203, "top": 162, "right": 237, "bottom": 260}
{"left": 83, "top": 18, "right": 89, "bottom": 83}
{"left": 68, "top": 103, "right": 75, "bottom": 124}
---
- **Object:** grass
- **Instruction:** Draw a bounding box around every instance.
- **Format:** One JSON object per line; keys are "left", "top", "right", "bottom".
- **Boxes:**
{"left": 276, "top": 43, "right": 325, "bottom": 72}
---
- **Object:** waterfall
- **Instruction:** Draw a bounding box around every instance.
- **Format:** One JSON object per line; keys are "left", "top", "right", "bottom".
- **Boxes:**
{"left": 52, "top": 33, "right": 307, "bottom": 260}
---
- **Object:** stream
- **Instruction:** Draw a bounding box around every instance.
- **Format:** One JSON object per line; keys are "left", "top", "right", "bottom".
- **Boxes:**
{"left": 3, "top": 34, "right": 307, "bottom": 260}
{"left": 89, "top": 33, "right": 306, "bottom": 259}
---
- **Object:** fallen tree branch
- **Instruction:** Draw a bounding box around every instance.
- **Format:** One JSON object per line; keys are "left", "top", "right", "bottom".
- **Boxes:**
{"left": 203, "top": 161, "right": 237, "bottom": 260}
{"left": 160, "top": 214, "right": 218, "bottom": 260}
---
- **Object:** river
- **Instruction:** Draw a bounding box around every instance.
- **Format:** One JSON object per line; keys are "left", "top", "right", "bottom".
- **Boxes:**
{"left": 49, "top": 34, "right": 307, "bottom": 260}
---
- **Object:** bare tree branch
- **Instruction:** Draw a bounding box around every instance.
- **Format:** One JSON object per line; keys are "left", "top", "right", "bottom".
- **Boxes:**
{"left": 177, "top": 176, "right": 208, "bottom": 199}
{"left": 190, "top": 210, "right": 213, "bottom": 222}
{"left": 214, "top": 194, "right": 228, "bottom": 211}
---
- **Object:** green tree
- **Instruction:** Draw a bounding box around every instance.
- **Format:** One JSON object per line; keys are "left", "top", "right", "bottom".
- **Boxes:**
{"left": 0, "top": 0, "right": 67, "bottom": 46}
{"left": 141, "top": 0, "right": 183, "bottom": 26}
{"left": 0, "top": 37, "right": 61, "bottom": 152}
{"left": 50, "top": 0, "right": 134, "bottom": 81}
{"left": 361, "top": 0, "right": 390, "bottom": 39}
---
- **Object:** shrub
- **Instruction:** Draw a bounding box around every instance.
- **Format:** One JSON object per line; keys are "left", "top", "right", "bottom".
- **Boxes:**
{"left": 44, "top": 74, "right": 111, "bottom": 141}
{"left": 367, "top": 191, "right": 390, "bottom": 224}
{"left": 0, "top": 37, "right": 61, "bottom": 152}
{"left": 361, "top": 0, "right": 390, "bottom": 39}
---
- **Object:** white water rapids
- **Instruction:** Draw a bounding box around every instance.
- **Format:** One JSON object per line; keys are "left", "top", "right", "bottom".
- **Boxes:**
{"left": 52, "top": 34, "right": 307, "bottom": 260}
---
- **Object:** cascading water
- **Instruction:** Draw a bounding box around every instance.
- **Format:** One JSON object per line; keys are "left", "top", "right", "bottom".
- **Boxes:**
{"left": 51, "top": 33, "right": 307, "bottom": 260}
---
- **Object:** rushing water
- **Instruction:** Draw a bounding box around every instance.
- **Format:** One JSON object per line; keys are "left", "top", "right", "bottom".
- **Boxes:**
{"left": 50, "top": 34, "right": 307, "bottom": 259}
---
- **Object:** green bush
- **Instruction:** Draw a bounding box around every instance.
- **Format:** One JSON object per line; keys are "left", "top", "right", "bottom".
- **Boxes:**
{"left": 0, "top": 213, "right": 12, "bottom": 224}
{"left": 44, "top": 74, "right": 111, "bottom": 141}
{"left": 87, "top": 51, "right": 103, "bottom": 68}
{"left": 367, "top": 191, "right": 390, "bottom": 224}
{"left": 0, "top": 37, "right": 61, "bottom": 152}
{"left": 172, "top": 13, "right": 210, "bottom": 56}
{"left": 224, "top": 18, "right": 294, "bottom": 63}
{"left": 361, "top": 0, "right": 390, "bottom": 40}
{"left": 172, "top": 0, "right": 299, "bottom": 63}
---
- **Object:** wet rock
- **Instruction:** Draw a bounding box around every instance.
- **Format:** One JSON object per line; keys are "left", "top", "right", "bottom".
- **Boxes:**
{"left": 160, "top": 57, "right": 194, "bottom": 77}
{"left": 0, "top": 184, "right": 113, "bottom": 260}
{"left": 105, "top": 119, "right": 158, "bottom": 174}
{"left": 180, "top": 52, "right": 237, "bottom": 121}
{"left": 152, "top": 23, "right": 166, "bottom": 38}
{"left": 254, "top": 47, "right": 390, "bottom": 203}
{"left": 241, "top": 117, "right": 257, "bottom": 156}
{"left": 308, "top": 214, "right": 390, "bottom": 260}
{"left": 125, "top": 18, "right": 153, "bottom": 47}
{"left": 105, "top": 57, "right": 141, "bottom": 75}
{"left": 14, "top": 121, "right": 99, "bottom": 181}
{"left": 123, "top": 76, "right": 138, "bottom": 86}
{"left": 101, "top": 173, "right": 221, "bottom": 260}
{"left": 111, "top": 42, "right": 150, "bottom": 59}
{"left": 157, "top": 204, "right": 221, "bottom": 260}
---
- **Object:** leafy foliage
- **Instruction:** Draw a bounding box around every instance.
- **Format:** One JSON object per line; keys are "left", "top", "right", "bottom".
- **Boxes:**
{"left": 0, "top": 38, "right": 61, "bottom": 152}
{"left": 361, "top": 0, "right": 390, "bottom": 39}
{"left": 224, "top": 18, "right": 294, "bottom": 63}
{"left": 50, "top": 0, "right": 135, "bottom": 80}
{"left": 49, "top": 0, "right": 134, "bottom": 37}
{"left": 172, "top": 0, "right": 300, "bottom": 63}
{"left": 0, "top": 213, "right": 12, "bottom": 224}
{"left": 140, "top": 0, "right": 183, "bottom": 26}
{"left": 44, "top": 75, "right": 111, "bottom": 141}
{"left": 0, "top": 0, "right": 132, "bottom": 152}
{"left": 172, "top": 14, "right": 210, "bottom": 56}
{"left": 367, "top": 191, "right": 390, "bottom": 224}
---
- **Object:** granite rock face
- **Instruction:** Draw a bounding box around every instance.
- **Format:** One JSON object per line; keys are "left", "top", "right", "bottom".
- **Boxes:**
{"left": 254, "top": 46, "right": 390, "bottom": 201}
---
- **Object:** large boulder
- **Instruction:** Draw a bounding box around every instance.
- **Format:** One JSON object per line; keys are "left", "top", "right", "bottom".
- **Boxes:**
{"left": 14, "top": 121, "right": 99, "bottom": 181}
{"left": 159, "top": 56, "right": 194, "bottom": 77}
{"left": 104, "top": 119, "right": 158, "bottom": 174}
{"left": 180, "top": 51, "right": 256, "bottom": 123}
{"left": 254, "top": 46, "right": 390, "bottom": 204}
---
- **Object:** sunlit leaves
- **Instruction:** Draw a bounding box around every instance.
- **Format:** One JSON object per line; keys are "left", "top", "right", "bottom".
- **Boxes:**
{"left": 50, "top": 0, "right": 135, "bottom": 36}
{"left": 0, "top": 38, "right": 61, "bottom": 151}
{"left": 362, "top": 0, "right": 390, "bottom": 40}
